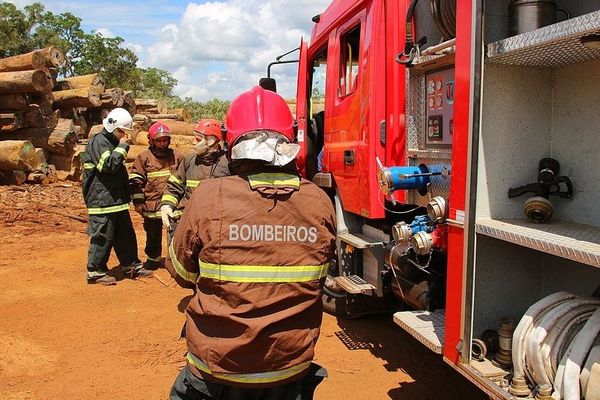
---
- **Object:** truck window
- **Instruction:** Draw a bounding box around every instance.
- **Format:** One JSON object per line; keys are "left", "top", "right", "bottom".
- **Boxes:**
{"left": 310, "top": 46, "right": 327, "bottom": 118}
{"left": 339, "top": 24, "right": 361, "bottom": 97}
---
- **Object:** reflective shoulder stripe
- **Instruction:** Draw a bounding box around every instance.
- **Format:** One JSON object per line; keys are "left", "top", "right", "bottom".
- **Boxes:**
{"left": 161, "top": 194, "right": 179, "bottom": 206}
{"left": 199, "top": 261, "right": 328, "bottom": 283}
{"left": 168, "top": 241, "right": 198, "bottom": 283}
{"left": 88, "top": 203, "right": 130, "bottom": 215}
{"left": 96, "top": 150, "right": 111, "bottom": 171}
{"left": 129, "top": 172, "right": 146, "bottom": 181}
{"left": 147, "top": 170, "right": 171, "bottom": 179}
{"left": 132, "top": 193, "right": 145, "bottom": 200}
{"left": 248, "top": 173, "right": 300, "bottom": 189}
{"left": 114, "top": 147, "right": 127, "bottom": 157}
{"left": 168, "top": 174, "right": 182, "bottom": 185}
{"left": 83, "top": 162, "right": 95, "bottom": 170}
{"left": 186, "top": 180, "right": 201, "bottom": 188}
{"left": 186, "top": 352, "right": 311, "bottom": 384}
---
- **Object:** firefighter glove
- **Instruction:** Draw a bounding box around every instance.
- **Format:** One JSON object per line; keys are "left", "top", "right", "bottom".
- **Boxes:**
{"left": 160, "top": 204, "right": 174, "bottom": 228}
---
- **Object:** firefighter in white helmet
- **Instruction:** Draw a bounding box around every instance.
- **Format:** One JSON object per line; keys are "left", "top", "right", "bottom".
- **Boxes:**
{"left": 81, "top": 108, "right": 153, "bottom": 285}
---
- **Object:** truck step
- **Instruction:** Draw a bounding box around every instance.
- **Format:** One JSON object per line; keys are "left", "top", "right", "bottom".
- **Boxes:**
{"left": 393, "top": 309, "right": 445, "bottom": 354}
{"left": 338, "top": 232, "right": 383, "bottom": 249}
{"left": 334, "top": 275, "right": 376, "bottom": 294}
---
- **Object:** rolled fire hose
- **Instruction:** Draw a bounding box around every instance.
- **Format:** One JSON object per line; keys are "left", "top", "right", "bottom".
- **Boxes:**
{"left": 541, "top": 309, "right": 595, "bottom": 382}
{"left": 561, "top": 307, "right": 600, "bottom": 400}
{"left": 510, "top": 292, "right": 577, "bottom": 397}
{"left": 525, "top": 299, "right": 600, "bottom": 396}
{"left": 581, "top": 340, "right": 600, "bottom": 396}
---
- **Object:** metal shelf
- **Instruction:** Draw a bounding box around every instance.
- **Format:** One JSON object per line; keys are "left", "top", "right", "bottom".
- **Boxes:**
{"left": 475, "top": 218, "right": 600, "bottom": 269}
{"left": 486, "top": 10, "right": 600, "bottom": 67}
{"left": 393, "top": 309, "right": 445, "bottom": 354}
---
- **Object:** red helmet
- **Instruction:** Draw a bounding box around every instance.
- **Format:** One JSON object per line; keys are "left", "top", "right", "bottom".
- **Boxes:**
{"left": 194, "top": 119, "right": 222, "bottom": 140}
{"left": 225, "top": 86, "right": 294, "bottom": 148}
{"left": 148, "top": 121, "right": 171, "bottom": 144}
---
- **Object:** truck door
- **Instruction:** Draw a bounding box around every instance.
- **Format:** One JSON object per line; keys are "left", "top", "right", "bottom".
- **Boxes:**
{"left": 325, "top": 11, "right": 381, "bottom": 218}
{"left": 295, "top": 38, "right": 309, "bottom": 177}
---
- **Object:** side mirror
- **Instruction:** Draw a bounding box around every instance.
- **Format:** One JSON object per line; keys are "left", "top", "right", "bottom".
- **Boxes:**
{"left": 259, "top": 77, "right": 277, "bottom": 92}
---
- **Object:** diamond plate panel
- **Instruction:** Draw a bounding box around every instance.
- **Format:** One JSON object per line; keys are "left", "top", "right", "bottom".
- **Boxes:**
{"left": 487, "top": 11, "right": 600, "bottom": 67}
{"left": 475, "top": 218, "right": 600, "bottom": 268}
{"left": 393, "top": 309, "right": 445, "bottom": 354}
{"left": 406, "top": 68, "right": 426, "bottom": 151}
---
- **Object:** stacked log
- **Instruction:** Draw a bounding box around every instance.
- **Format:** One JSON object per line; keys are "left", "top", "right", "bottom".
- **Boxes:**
{"left": 0, "top": 47, "right": 74, "bottom": 185}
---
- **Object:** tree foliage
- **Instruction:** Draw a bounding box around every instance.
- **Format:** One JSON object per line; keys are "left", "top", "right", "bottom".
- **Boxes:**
{"left": 166, "top": 97, "right": 230, "bottom": 122}
{"left": 0, "top": 2, "right": 177, "bottom": 98}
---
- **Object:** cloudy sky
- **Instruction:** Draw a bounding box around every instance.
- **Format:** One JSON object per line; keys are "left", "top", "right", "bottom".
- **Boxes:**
{"left": 9, "top": 0, "right": 331, "bottom": 101}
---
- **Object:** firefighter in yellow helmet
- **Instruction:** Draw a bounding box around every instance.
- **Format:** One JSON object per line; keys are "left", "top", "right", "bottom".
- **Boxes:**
{"left": 167, "top": 86, "right": 336, "bottom": 399}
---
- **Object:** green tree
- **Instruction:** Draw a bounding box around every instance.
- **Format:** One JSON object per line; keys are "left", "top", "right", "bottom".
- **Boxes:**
{"left": 73, "top": 33, "right": 139, "bottom": 88}
{"left": 166, "top": 96, "right": 230, "bottom": 122}
{"left": 134, "top": 67, "right": 178, "bottom": 98}
{"left": 0, "top": 2, "right": 43, "bottom": 57}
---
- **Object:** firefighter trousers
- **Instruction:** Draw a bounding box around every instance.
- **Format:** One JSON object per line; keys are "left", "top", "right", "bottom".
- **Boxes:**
{"left": 86, "top": 210, "right": 140, "bottom": 280}
{"left": 143, "top": 217, "right": 163, "bottom": 265}
{"left": 169, "top": 364, "right": 327, "bottom": 400}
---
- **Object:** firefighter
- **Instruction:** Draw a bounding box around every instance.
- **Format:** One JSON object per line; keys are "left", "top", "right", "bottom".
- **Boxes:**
{"left": 129, "top": 121, "right": 184, "bottom": 270}
{"left": 167, "top": 86, "right": 336, "bottom": 399}
{"left": 81, "top": 108, "right": 153, "bottom": 285}
{"left": 159, "top": 118, "right": 229, "bottom": 239}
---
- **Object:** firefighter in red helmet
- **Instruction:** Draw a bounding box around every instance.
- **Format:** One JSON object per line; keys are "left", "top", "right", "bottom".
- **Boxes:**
{"left": 129, "top": 121, "right": 184, "bottom": 270}
{"left": 167, "top": 86, "right": 336, "bottom": 399}
{"left": 160, "top": 118, "right": 229, "bottom": 241}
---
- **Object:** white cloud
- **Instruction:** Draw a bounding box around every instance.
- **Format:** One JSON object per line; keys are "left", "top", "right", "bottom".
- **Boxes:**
{"left": 146, "top": 0, "right": 331, "bottom": 101}
{"left": 94, "top": 28, "right": 115, "bottom": 38}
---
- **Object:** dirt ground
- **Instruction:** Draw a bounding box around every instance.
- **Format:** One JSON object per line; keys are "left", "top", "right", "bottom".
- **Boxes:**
{"left": 0, "top": 183, "right": 487, "bottom": 400}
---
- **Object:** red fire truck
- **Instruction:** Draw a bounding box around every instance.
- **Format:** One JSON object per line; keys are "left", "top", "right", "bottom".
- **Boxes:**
{"left": 262, "top": 0, "right": 600, "bottom": 398}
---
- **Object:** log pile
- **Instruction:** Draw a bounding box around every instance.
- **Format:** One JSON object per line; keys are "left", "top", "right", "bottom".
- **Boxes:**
{"left": 0, "top": 50, "right": 197, "bottom": 186}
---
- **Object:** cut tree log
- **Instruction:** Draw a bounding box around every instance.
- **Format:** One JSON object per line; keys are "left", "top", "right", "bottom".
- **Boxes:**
{"left": 150, "top": 113, "right": 181, "bottom": 121}
{"left": 29, "top": 93, "right": 53, "bottom": 114}
{"left": 34, "top": 147, "right": 47, "bottom": 164}
{"left": 0, "top": 169, "right": 27, "bottom": 185}
{"left": 55, "top": 73, "right": 104, "bottom": 91}
{"left": 0, "top": 112, "right": 24, "bottom": 132}
{"left": 171, "top": 108, "right": 192, "bottom": 123}
{"left": 0, "top": 70, "right": 51, "bottom": 94}
{"left": 3, "top": 118, "right": 77, "bottom": 155}
{"left": 0, "top": 140, "right": 40, "bottom": 171}
{"left": 134, "top": 98, "right": 167, "bottom": 114}
{"left": 125, "top": 144, "right": 148, "bottom": 162}
{"left": 0, "top": 50, "right": 45, "bottom": 72}
{"left": 100, "top": 88, "right": 124, "bottom": 107}
{"left": 88, "top": 124, "right": 104, "bottom": 137}
{"left": 158, "top": 120, "right": 196, "bottom": 136}
{"left": 52, "top": 86, "right": 103, "bottom": 108}
{"left": 37, "top": 46, "right": 65, "bottom": 68}
{"left": 134, "top": 132, "right": 196, "bottom": 148}
{"left": 0, "top": 93, "right": 30, "bottom": 111}
{"left": 23, "top": 106, "right": 58, "bottom": 129}
{"left": 122, "top": 91, "right": 136, "bottom": 115}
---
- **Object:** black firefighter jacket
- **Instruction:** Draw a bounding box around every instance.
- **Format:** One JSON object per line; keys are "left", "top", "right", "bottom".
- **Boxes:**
{"left": 81, "top": 129, "right": 131, "bottom": 215}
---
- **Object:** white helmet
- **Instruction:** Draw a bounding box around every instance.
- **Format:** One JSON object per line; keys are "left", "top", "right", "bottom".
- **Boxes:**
{"left": 103, "top": 108, "right": 133, "bottom": 133}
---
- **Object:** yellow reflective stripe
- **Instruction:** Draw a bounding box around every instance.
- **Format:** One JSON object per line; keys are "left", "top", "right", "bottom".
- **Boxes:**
{"left": 129, "top": 173, "right": 145, "bottom": 180}
{"left": 132, "top": 193, "right": 145, "bottom": 200}
{"left": 88, "top": 203, "right": 130, "bottom": 215}
{"left": 83, "top": 162, "right": 95, "bottom": 170}
{"left": 114, "top": 147, "right": 127, "bottom": 157}
{"left": 173, "top": 210, "right": 183, "bottom": 217}
{"left": 147, "top": 255, "right": 162, "bottom": 262}
{"left": 96, "top": 150, "right": 111, "bottom": 171}
{"left": 186, "top": 352, "right": 311, "bottom": 384}
{"left": 168, "top": 174, "right": 182, "bottom": 185}
{"left": 147, "top": 170, "right": 171, "bottom": 178}
{"left": 199, "top": 261, "right": 328, "bottom": 283}
{"left": 161, "top": 194, "right": 179, "bottom": 206}
{"left": 248, "top": 173, "right": 300, "bottom": 189}
{"left": 168, "top": 241, "right": 198, "bottom": 283}
{"left": 143, "top": 211, "right": 162, "bottom": 218}
{"left": 186, "top": 180, "right": 201, "bottom": 188}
